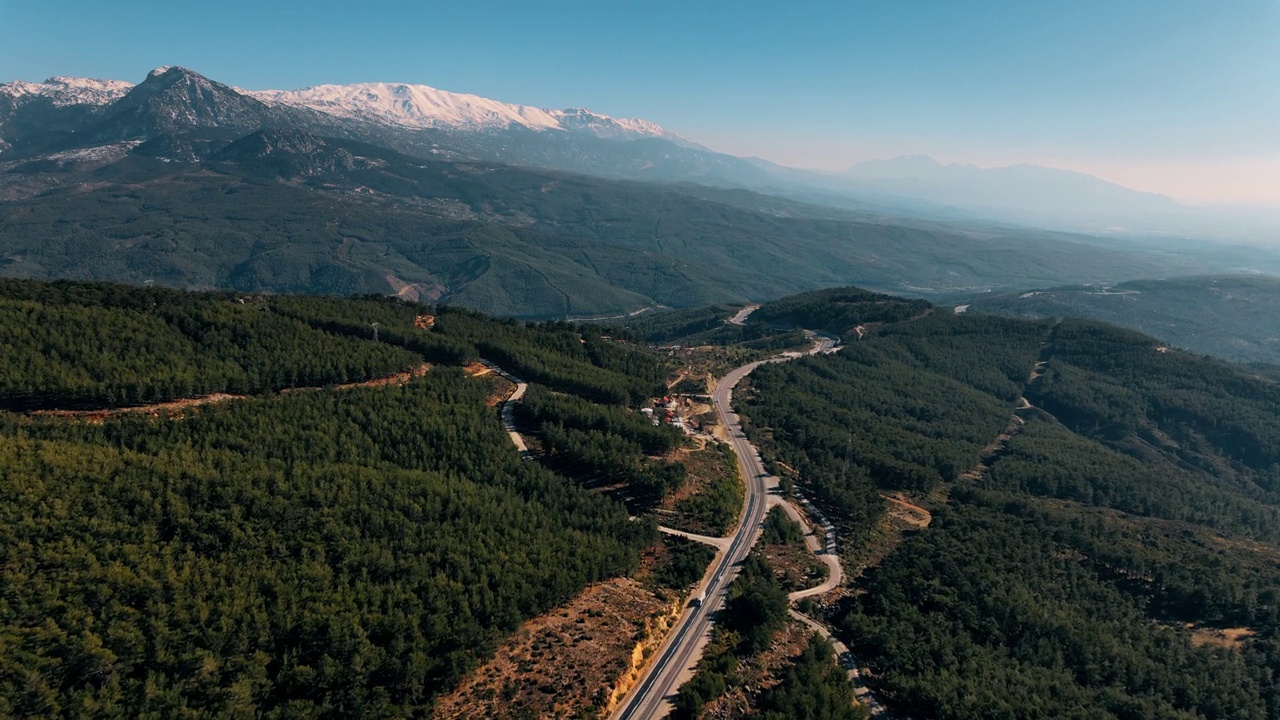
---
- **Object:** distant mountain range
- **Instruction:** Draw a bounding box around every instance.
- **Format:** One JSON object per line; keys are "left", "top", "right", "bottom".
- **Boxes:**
{"left": 4, "top": 67, "right": 1279, "bottom": 241}
{"left": 248, "top": 81, "right": 693, "bottom": 144}
{"left": 0, "top": 66, "right": 1220, "bottom": 221}
{"left": 0, "top": 67, "right": 768, "bottom": 185}
{"left": 0, "top": 65, "right": 1277, "bottom": 318}
{"left": 833, "top": 155, "right": 1182, "bottom": 225}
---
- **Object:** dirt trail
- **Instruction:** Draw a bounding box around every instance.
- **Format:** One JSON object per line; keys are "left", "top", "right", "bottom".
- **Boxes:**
{"left": 285, "top": 363, "right": 431, "bottom": 393}
{"left": 479, "top": 360, "right": 531, "bottom": 458}
{"left": 658, "top": 526, "right": 732, "bottom": 551}
{"left": 1028, "top": 360, "right": 1048, "bottom": 383}
{"left": 957, "top": 403, "right": 1031, "bottom": 482}
{"left": 727, "top": 304, "right": 760, "bottom": 326}
{"left": 772, "top": 497, "right": 843, "bottom": 601}
{"left": 958, "top": 330, "right": 1058, "bottom": 482}
{"left": 881, "top": 494, "right": 932, "bottom": 529}
{"left": 774, "top": 494, "right": 892, "bottom": 718}
{"left": 32, "top": 393, "right": 248, "bottom": 421}
{"left": 30, "top": 363, "right": 431, "bottom": 421}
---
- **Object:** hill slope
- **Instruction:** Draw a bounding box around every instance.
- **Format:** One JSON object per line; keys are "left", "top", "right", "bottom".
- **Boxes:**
{"left": 0, "top": 280, "right": 684, "bottom": 717}
{"left": 967, "top": 275, "right": 1280, "bottom": 365}
{"left": 721, "top": 303, "right": 1280, "bottom": 719}
{"left": 0, "top": 127, "right": 1233, "bottom": 318}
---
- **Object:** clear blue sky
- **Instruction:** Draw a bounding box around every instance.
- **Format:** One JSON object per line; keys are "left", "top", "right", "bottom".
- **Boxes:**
{"left": 1, "top": 0, "right": 1277, "bottom": 204}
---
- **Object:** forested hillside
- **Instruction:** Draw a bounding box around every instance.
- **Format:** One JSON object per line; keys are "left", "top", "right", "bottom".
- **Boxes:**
{"left": 968, "top": 275, "right": 1280, "bottom": 365}
{"left": 0, "top": 280, "right": 423, "bottom": 410}
{"left": 732, "top": 303, "right": 1280, "bottom": 719}
{"left": 737, "top": 313, "right": 1048, "bottom": 543}
{"left": 614, "top": 286, "right": 927, "bottom": 349}
{"left": 749, "top": 286, "right": 931, "bottom": 339}
{"left": 11, "top": 278, "right": 1280, "bottom": 718}
{"left": 0, "top": 280, "right": 682, "bottom": 718}
{"left": 0, "top": 131, "right": 1236, "bottom": 318}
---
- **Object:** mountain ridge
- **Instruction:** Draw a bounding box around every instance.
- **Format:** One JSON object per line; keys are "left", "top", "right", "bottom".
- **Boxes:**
{"left": 834, "top": 153, "right": 1183, "bottom": 217}
{"left": 0, "top": 66, "right": 765, "bottom": 185}
{"left": 966, "top": 274, "right": 1280, "bottom": 365}
{"left": 0, "top": 67, "right": 1234, "bottom": 223}
{"left": 2, "top": 65, "right": 1278, "bottom": 313}
{"left": 248, "top": 81, "right": 695, "bottom": 146}
{"left": 0, "top": 68, "right": 690, "bottom": 147}
{"left": 0, "top": 75, "right": 133, "bottom": 108}
{"left": 1, "top": 125, "right": 1224, "bottom": 318}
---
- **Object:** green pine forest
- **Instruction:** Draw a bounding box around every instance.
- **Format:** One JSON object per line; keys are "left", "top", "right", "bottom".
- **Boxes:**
{"left": 0, "top": 280, "right": 694, "bottom": 718}
{"left": 7, "top": 277, "right": 1280, "bottom": 719}
{"left": 730, "top": 299, "right": 1280, "bottom": 718}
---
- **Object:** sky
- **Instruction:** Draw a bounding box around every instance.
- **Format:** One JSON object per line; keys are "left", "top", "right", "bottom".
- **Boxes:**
{"left": 1, "top": 0, "right": 1277, "bottom": 205}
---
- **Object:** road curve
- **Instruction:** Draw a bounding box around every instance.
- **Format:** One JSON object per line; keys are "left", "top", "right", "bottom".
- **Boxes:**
{"left": 612, "top": 330, "right": 838, "bottom": 720}
{"left": 483, "top": 360, "right": 530, "bottom": 457}
{"left": 768, "top": 497, "right": 844, "bottom": 601}
{"left": 727, "top": 304, "right": 760, "bottom": 326}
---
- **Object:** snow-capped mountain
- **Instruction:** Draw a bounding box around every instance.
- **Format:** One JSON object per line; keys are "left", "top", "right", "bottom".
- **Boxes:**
{"left": 0, "top": 65, "right": 766, "bottom": 185}
{"left": 0, "top": 76, "right": 133, "bottom": 108}
{"left": 1, "top": 75, "right": 136, "bottom": 155}
{"left": 249, "top": 82, "right": 695, "bottom": 146}
{"left": 550, "top": 107, "right": 673, "bottom": 142}
{"left": 90, "top": 66, "right": 293, "bottom": 142}
{"left": 1, "top": 69, "right": 693, "bottom": 149}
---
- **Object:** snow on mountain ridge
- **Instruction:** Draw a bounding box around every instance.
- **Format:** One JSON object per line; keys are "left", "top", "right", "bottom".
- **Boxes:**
{"left": 551, "top": 107, "right": 671, "bottom": 139}
{"left": 0, "top": 76, "right": 134, "bottom": 107}
{"left": 250, "top": 81, "right": 689, "bottom": 144}
{"left": 251, "top": 82, "right": 563, "bottom": 131}
{"left": 0, "top": 69, "right": 694, "bottom": 147}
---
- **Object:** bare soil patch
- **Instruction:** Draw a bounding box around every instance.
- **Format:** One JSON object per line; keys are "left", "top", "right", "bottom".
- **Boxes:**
{"left": 658, "top": 445, "right": 743, "bottom": 536}
{"left": 850, "top": 492, "right": 942, "bottom": 576}
{"left": 1189, "top": 626, "right": 1255, "bottom": 651}
{"left": 31, "top": 393, "right": 246, "bottom": 424}
{"left": 882, "top": 493, "right": 932, "bottom": 529}
{"left": 761, "top": 540, "right": 829, "bottom": 595}
{"left": 431, "top": 578, "right": 674, "bottom": 720}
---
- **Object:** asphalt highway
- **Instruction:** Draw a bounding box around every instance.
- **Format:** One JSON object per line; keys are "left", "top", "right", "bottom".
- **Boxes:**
{"left": 613, "top": 330, "right": 838, "bottom": 719}
{"left": 612, "top": 358, "right": 771, "bottom": 720}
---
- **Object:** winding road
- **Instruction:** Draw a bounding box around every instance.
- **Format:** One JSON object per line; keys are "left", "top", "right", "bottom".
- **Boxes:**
{"left": 488, "top": 320, "right": 875, "bottom": 718}
{"left": 483, "top": 360, "right": 530, "bottom": 458}
{"left": 611, "top": 328, "right": 840, "bottom": 720}
{"left": 482, "top": 315, "right": 895, "bottom": 717}
{"left": 727, "top": 304, "right": 760, "bottom": 326}
{"left": 770, "top": 497, "right": 843, "bottom": 601}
